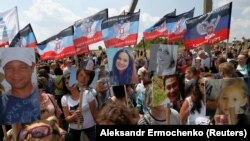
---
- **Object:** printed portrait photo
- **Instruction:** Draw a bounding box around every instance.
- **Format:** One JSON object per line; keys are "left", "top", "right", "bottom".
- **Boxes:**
{"left": 148, "top": 44, "right": 178, "bottom": 76}
{"left": 206, "top": 77, "right": 250, "bottom": 125}
{"left": 106, "top": 47, "right": 138, "bottom": 86}
{"left": 0, "top": 48, "right": 40, "bottom": 124}
{"left": 151, "top": 76, "right": 166, "bottom": 107}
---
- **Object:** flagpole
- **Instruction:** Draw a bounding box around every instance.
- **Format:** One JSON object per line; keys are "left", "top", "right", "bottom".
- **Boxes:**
{"left": 226, "top": 39, "right": 229, "bottom": 54}
{"left": 203, "top": 0, "right": 213, "bottom": 54}
{"left": 142, "top": 37, "right": 149, "bottom": 65}
{"left": 128, "top": 0, "right": 138, "bottom": 14}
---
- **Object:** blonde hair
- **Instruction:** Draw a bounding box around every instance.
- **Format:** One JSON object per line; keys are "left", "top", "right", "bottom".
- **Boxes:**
{"left": 217, "top": 78, "right": 248, "bottom": 114}
{"left": 219, "top": 62, "right": 235, "bottom": 77}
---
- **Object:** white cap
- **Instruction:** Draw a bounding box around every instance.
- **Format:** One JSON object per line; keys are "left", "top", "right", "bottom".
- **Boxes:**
{"left": 198, "top": 50, "right": 208, "bottom": 57}
{"left": 195, "top": 56, "right": 201, "bottom": 60}
{"left": 0, "top": 48, "right": 35, "bottom": 67}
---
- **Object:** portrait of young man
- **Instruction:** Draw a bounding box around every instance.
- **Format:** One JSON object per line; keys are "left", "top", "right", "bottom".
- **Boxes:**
{"left": 0, "top": 48, "right": 40, "bottom": 125}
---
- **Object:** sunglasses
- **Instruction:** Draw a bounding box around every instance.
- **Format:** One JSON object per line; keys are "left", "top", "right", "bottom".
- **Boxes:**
{"left": 18, "top": 125, "right": 51, "bottom": 141}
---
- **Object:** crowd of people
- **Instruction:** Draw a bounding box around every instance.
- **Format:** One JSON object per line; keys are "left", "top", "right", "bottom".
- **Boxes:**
{"left": 0, "top": 41, "right": 250, "bottom": 141}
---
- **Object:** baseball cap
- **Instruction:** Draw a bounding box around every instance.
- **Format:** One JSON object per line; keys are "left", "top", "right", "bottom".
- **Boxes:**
{"left": 0, "top": 48, "right": 35, "bottom": 67}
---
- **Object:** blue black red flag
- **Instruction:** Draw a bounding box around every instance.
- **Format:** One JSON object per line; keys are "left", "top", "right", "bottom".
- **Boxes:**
{"left": 143, "top": 9, "right": 176, "bottom": 41}
{"left": 184, "top": 2, "right": 232, "bottom": 50}
{"left": 9, "top": 24, "right": 37, "bottom": 48}
{"left": 101, "top": 10, "right": 140, "bottom": 48}
{"left": 74, "top": 9, "right": 108, "bottom": 49}
{"left": 166, "top": 8, "right": 194, "bottom": 43}
{"left": 37, "top": 26, "right": 76, "bottom": 60}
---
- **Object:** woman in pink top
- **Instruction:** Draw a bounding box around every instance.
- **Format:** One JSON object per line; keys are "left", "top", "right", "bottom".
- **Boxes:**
{"left": 38, "top": 77, "right": 62, "bottom": 120}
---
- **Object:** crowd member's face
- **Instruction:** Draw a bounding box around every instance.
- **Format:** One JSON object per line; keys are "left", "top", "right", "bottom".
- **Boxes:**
{"left": 116, "top": 52, "right": 129, "bottom": 72}
{"left": 165, "top": 76, "right": 179, "bottom": 104}
{"left": 198, "top": 77, "right": 206, "bottom": 96}
{"left": 237, "top": 54, "right": 247, "bottom": 66}
{"left": 219, "top": 86, "right": 248, "bottom": 114}
{"left": 195, "top": 59, "right": 201, "bottom": 68}
{"left": 3, "top": 60, "right": 33, "bottom": 89}
{"left": 77, "top": 69, "right": 90, "bottom": 87}
{"left": 64, "top": 76, "right": 78, "bottom": 92}
{"left": 142, "top": 72, "right": 149, "bottom": 83}
{"left": 185, "top": 70, "right": 193, "bottom": 80}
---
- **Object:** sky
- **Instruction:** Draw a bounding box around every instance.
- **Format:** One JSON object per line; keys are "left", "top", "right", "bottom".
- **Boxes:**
{"left": 0, "top": 0, "right": 249, "bottom": 49}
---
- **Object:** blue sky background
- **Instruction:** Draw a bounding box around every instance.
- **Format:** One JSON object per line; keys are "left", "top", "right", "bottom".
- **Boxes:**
{"left": 0, "top": 0, "right": 249, "bottom": 49}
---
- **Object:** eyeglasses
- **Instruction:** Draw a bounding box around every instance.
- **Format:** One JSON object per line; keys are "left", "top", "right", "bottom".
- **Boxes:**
{"left": 18, "top": 125, "right": 51, "bottom": 141}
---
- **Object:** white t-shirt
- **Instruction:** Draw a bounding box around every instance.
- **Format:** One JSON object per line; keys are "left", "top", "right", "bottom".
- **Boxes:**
{"left": 61, "top": 90, "right": 96, "bottom": 129}
{"left": 186, "top": 96, "right": 207, "bottom": 125}
{"left": 137, "top": 66, "right": 146, "bottom": 76}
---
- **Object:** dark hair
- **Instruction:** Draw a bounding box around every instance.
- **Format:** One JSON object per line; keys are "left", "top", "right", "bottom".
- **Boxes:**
{"left": 163, "top": 74, "right": 178, "bottom": 90}
{"left": 112, "top": 49, "right": 134, "bottom": 85}
{"left": 76, "top": 68, "right": 95, "bottom": 86}
{"left": 38, "top": 68, "right": 49, "bottom": 78}
{"left": 189, "top": 77, "right": 204, "bottom": 114}
{"left": 54, "top": 67, "right": 63, "bottom": 75}
{"left": 112, "top": 85, "right": 125, "bottom": 99}
{"left": 37, "top": 76, "right": 47, "bottom": 90}
{"left": 62, "top": 75, "right": 70, "bottom": 94}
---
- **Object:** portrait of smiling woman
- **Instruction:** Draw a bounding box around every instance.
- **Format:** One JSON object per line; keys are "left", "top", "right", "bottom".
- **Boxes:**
{"left": 108, "top": 48, "right": 137, "bottom": 86}
{"left": 156, "top": 45, "right": 178, "bottom": 76}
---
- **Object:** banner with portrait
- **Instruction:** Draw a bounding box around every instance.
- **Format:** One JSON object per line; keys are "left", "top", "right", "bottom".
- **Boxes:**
{"left": 206, "top": 77, "right": 250, "bottom": 125}
{"left": 106, "top": 47, "right": 138, "bottom": 86}
{"left": 148, "top": 44, "right": 178, "bottom": 76}
{"left": 0, "top": 48, "right": 40, "bottom": 124}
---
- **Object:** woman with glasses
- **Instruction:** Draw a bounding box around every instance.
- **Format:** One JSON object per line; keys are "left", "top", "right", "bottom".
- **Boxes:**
{"left": 179, "top": 74, "right": 211, "bottom": 125}
{"left": 61, "top": 68, "right": 97, "bottom": 141}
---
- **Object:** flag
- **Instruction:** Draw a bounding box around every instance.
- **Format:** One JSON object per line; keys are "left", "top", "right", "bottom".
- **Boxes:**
{"left": 101, "top": 10, "right": 140, "bottom": 48}
{"left": 73, "top": 9, "right": 108, "bottom": 49}
{"left": 143, "top": 9, "right": 176, "bottom": 41}
{"left": 9, "top": 24, "right": 37, "bottom": 48}
{"left": 166, "top": 8, "right": 194, "bottom": 43}
{"left": 184, "top": 2, "right": 232, "bottom": 50}
{"left": 0, "top": 7, "right": 19, "bottom": 47}
{"left": 37, "top": 26, "right": 76, "bottom": 60}
{"left": 76, "top": 46, "right": 89, "bottom": 55}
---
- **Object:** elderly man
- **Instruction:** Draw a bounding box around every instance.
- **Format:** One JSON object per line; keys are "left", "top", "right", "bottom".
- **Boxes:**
{"left": 0, "top": 48, "right": 40, "bottom": 124}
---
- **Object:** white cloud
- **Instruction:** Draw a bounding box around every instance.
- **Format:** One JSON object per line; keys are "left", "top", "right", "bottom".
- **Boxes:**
{"left": 216, "top": 0, "right": 247, "bottom": 7}
{"left": 230, "top": 18, "right": 250, "bottom": 40}
{"left": 108, "top": 8, "right": 119, "bottom": 17}
{"left": 242, "top": 6, "right": 250, "bottom": 17}
{"left": 119, "top": 5, "right": 130, "bottom": 14}
{"left": 140, "top": 13, "right": 160, "bottom": 29}
{"left": 82, "top": 7, "right": 100, "bottom": 17}
{"left": 22, "top": 0, "right": 80, "bottom": 42}
{"left": 214, "top": 0, "right": 250, "bottom": 41}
